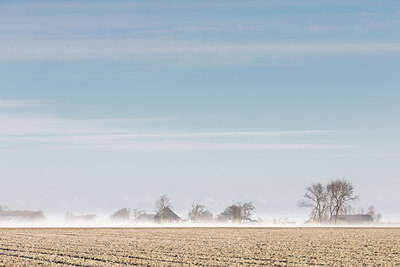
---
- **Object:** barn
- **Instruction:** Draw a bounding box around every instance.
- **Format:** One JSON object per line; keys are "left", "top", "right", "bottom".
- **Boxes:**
{"left": 337, "top": 214, "right": 374, "bottom": 224}
{"left": 154, "top": 207, "right": 181, "bottom": 223}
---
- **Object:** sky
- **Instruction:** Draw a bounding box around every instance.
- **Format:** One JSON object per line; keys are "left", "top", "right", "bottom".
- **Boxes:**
{"left": 0, "top": 0, "right": 400, "bottom": 222}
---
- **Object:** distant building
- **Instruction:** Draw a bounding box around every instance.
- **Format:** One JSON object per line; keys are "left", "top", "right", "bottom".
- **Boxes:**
{"left": 65, "top": 212, "right": 96, "bottom": 222}
{"left": 241, "top": 218, "right": 258, "bottom": 224}
{"left": 337, "top": 214, "right": 374, "bottom": 224}
{"left": 136, "top": 213, "right": 156, "bottom": 222}
{"left": 110, "top": 208, "right": 131, "bottom": 221}
{"left": 0, "top": 206, "right": 45, "bottom": 221}
{"left": 154, "top": 207, "right": 180, "bottom": 223}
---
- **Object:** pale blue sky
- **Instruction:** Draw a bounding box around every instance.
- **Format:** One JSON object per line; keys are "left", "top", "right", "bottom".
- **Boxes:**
{"left": 0, "top": 0, "right": 399, "bottom": 221}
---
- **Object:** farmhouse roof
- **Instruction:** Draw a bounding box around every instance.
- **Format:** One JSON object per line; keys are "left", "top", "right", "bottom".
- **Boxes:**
{"left": 154, "top": 207, "right": 180, "bottom": 222}
{"left": 337, "top": 214, "right": 373, "bottom": 223}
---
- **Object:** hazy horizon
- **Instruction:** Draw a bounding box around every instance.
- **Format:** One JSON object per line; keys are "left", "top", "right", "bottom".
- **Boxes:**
{"left": 1, "top": 0, "right": 400, "bottom": 222}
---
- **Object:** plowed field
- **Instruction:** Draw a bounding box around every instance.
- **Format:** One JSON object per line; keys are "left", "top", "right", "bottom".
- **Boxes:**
{"left": 0, "top": 227, "right": 399, "bottom": 266}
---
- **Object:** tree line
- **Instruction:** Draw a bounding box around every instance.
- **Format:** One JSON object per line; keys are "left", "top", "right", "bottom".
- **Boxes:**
{"left": 110, "top": 195, "right": 256, "bottom": 223}
{"left": 1, "top": 179, "right": 380, "bottom": 224}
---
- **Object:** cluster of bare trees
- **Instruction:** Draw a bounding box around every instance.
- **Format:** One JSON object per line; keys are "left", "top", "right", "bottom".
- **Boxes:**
{"left": 365, "top": 205, "right": 382, "bottom": 223}
{"left": 155, "top": 195, "right": 172, "bottom": 218}
{"left": 153, "top": 195, "right": 256, "bottom": 223}
{"left": 187, "top": 202, "right": 256, "bottom": 223}
{"left": 110, "top": 195, "right": 257, "bottom": 224}
{"left": 188, "top": 204, "right": 213, "bottom": 222}
{"left": 298, "top": 179, "right": 359, "bottom": 223}
{"left": 216, "top": 202, "right": 256, "bottom": 223}
{"left": 0, "top": 205, "right": 45, "bottom": 221}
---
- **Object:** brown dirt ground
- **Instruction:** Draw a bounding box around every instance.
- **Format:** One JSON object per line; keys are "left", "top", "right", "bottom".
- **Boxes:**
{"left": 0, "top": 227, "right": 399, "bottom": 266}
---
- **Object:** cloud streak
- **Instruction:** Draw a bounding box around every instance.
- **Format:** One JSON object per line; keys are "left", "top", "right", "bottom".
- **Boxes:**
{"left": 1, "top": 40, "right": 400, "bottom": 62}
{"left": 1, "top": 1, "right": 365, "bottom": 10}
{"left": 0, "top": 100, "right": 41, "bottom": 108}
{"left": 64, "top": 142, "right": 349, "bottom": 152}
{"left": 0, "top": 130, "right": 345, "bottom": 140}
{"left": 0, "top": 113, "right": 161, "bottom": 136}
{"left": 0, "top": 102, "right": 350, "bottom": 152}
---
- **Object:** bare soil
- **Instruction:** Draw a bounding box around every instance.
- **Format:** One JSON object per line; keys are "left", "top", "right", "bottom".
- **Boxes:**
{"left": 0, "top": 227, "right": 399, "bottom": 266}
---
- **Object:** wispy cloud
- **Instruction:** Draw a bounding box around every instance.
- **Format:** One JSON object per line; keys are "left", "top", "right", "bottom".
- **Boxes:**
{"left": 7, "top": 130, "right": 344, "bottom": 140}
{"left": 0, "top": 130, "right": 347, "bottom": 143}
{"left": 0, "top": 100, "right": 41, "bottom": 108}
{"left": 1, "top": 1, "right": 364, "bottom": 10}
{"left": 348, "top": 153, "right": 400, "bottom": 158}
{"left": 0, "top": 109, "right": 349, "bottom": 151}
{"left": 64, "top": 142, "right": 349, "bottom": 152}
{"left": 1, "top": 40, "right": 400, "bottom": 62}
{"left": 0, "top": 112, "right": 161, "bottom": 136}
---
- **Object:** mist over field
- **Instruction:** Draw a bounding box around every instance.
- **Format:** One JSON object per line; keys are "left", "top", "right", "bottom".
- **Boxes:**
{"left": 1, "top": 1, "right": 400, "bottom": 266}
{"left": 1, "top": 0, "right": 400, "bottom": 226}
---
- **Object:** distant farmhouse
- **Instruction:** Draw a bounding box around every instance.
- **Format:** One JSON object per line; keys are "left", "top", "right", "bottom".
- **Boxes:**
{"left": 0, "top": 205, "right": 45, "bottom": 221}
{"left": 154, "top": 207, "right": 181, "bottom": 223}
{"left": 135, "top": 207, "right": 181, "bottom": 223}
{"left": 65, "top": 212, "right": 96, "bottom": 222}
{"left": 305, "top": 214, "right": 374, "bottom": 224}
{"left": 135, "top": 213, "right": 157, "bottom": 222}
{"left": 337, "top": 214, "right": 374, "bottom": 224}
{"left": 110, "top": 208, "right": 131, "bottom": 221}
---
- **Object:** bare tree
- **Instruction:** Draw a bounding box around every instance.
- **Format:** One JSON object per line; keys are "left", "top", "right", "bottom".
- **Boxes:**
{"left": 326, "top": 179, "right": 358, "bottom": 222}
{"left": 367, "top": 205, "right": 376, "bottom": 220}
{"left": 188, "top": 203, "right": 213, "bottom": 222}
{"left": 376, "top": 213, "right": 382, "bottom": 223}
{"left": 0, "top": 205, "right": 45, "bottom": 221}
{"left": 367, "top": 205, "right": 382, "bottom": 223}
{"left": 218, "top": 202, "right": 255, "bottom": 223}
{"left": 241, "top": 202, "right": 255, "bottom": 220}
{"left": 299, "top": 180, "right": 359, "bottom": 223}
{"left": 298, "top": 183, "right": 328, "bottom": 222}
{"left": 110, "top": 208, "right": 131, "bottom": 221}
{"left": 155, "top": 195, "right": 172, "bottom": 216}
{"left": 218, "top": 204, "right": 242, "bottom": 222}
